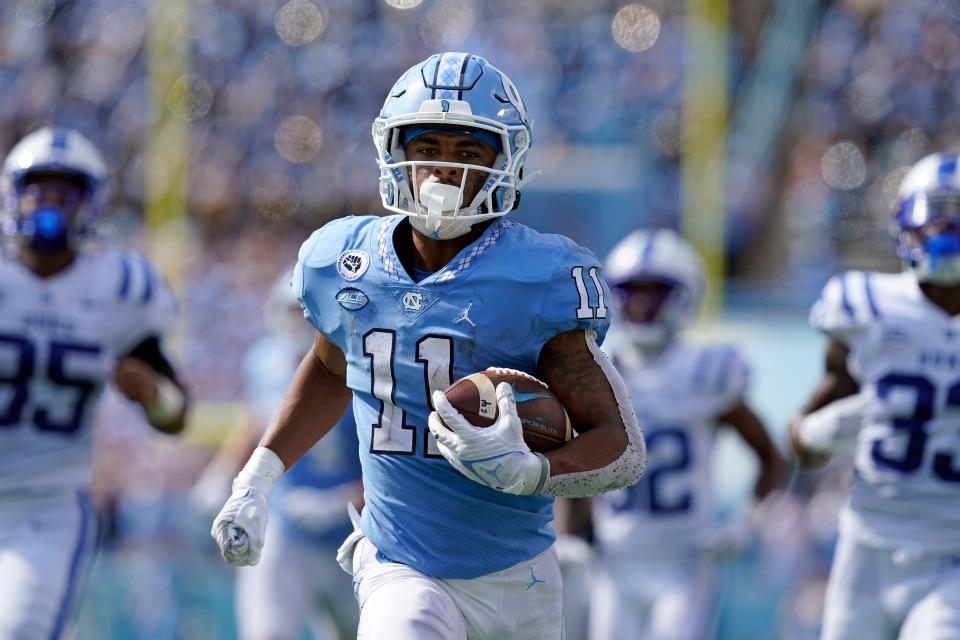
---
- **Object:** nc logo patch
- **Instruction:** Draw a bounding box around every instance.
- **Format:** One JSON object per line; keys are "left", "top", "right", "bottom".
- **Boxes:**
{"left": 401, "top": 291, "right": 424, "bottom": 311}
{"left": 336, "top": 287, "right": 368, "bottom": 311}
{"left": 336, "top": 250, "right": 369, "bottom": 281}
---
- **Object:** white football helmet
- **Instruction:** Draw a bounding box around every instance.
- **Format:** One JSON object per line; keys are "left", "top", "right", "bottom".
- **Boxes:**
{"left": 604, "top": 228, "right": 705, "bottom": 347}
{"left": 1, "top": 127, "right": 109, "bottom": 253}
{"left": 895, "top": 152, "right": 960, "bottom": 285}
{"left": 372, "top": 52, "right": 532, "bottom": 240}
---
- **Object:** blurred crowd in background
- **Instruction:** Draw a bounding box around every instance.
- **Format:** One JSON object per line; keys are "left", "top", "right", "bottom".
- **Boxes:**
{"left": 2, "top": 0, "right": 958, "bottom": 637}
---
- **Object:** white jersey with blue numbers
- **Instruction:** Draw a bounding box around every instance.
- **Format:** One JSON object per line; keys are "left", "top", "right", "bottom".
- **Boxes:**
{"left": 243, "top": 334, "right": 362, "bottom": 545}
{"left": 592, "top": 337, "right": 748, "bottom": 559}
{"left": 811, "top": 270, "right": 960, "bottom": 552}
{"left": 0, "top": 250, "right": 176, "bottom": 494}
{"left": 294, "top": 214, "right": 611, "bottom": 579}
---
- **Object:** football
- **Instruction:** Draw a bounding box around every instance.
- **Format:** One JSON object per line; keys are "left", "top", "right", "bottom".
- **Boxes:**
{"left": 440, "top": 367, "right": 573, "bottom": 452}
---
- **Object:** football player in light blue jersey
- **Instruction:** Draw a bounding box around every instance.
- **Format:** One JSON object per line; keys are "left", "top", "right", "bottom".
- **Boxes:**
{"left": 0, "top": 128, "right": 188, "bottom": 639}
{"left": 195, "top": 269, "right": 362, "bottom": 640}
{"left": 212, "top": 52, "right": 646, "bottom": 640}
{"left": 791, "top": 152, "right": 960, "bottom": 640}
{"left": 561, "top": 229, "right": 784, "bottom": 640}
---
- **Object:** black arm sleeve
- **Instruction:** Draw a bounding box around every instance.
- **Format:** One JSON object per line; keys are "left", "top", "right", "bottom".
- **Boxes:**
{"left": 124, "top": 336, "right": 183, "bottom": 386}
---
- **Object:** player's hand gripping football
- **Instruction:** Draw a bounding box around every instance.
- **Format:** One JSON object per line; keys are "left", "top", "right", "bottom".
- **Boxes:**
{"left": 428, "top": 382, "right": 549, "bottom": 496}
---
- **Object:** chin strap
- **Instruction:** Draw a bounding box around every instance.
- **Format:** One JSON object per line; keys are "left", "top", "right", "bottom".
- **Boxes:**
{"left": 517, "top": 169, "right": 541, "bottom": 189}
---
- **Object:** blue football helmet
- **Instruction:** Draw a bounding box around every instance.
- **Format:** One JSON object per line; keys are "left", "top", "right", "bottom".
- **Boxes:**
{"left": 605, "top": 228, "right": 704, "bottom": 347}
{"left": 372, "top": 52, "right": 532, "bottom": 239}
{"left": 895, "top": 152, "right": 960, "bottom": 285}
{"left": 1, "top": 127, "right": 109, "bottom": 253}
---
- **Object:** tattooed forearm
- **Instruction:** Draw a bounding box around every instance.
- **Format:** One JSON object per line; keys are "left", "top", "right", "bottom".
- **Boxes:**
{"left": 537, "top": 330, "right": 631, "bottom": 475}
{"left": 539, "top": 331, "right": 618, "bottom": 431}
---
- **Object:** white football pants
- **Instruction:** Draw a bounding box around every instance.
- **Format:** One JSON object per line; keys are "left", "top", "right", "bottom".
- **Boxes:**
{"left": 589, "top": 551, "right": 716, "bottom": 640}
{"left": 0, "top": 491, "right": 98, "bottom": 640}
{"left": 236, "top": 520, "right": 359, "bottom": 640}
{"left": 350, "top": 535, "right": 565, "bottom": 640}
{"left": 821, "top": 534, "right": 960, "bottom": 640}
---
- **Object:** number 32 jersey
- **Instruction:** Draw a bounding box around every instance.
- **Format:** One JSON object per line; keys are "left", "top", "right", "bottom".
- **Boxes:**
{"left": 592, "top": 338, "right": 748, "bottom": 559}
{"left": 811, "top": 270, "right": 960, "bottom": 552}
{"left": 294, "top": 214, "right": 610, "bottom": 579}
{"left": 0, "top": 251, "right": 177, "bottom": 495}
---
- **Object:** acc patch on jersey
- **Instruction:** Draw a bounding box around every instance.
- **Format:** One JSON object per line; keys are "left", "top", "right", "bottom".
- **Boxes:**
{"left": 336, "top": 250, "right": 369, "bottom": 281}
{"left": 336, "top": 287, "right": 369, "bottom": 311}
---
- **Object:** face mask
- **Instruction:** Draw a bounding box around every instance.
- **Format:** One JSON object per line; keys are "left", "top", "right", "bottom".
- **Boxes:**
{"left": 915, "top": 232, "right": 960, "bottom": 285}
{"left": 15, "top": 180, "right": 87, "bottom": 253}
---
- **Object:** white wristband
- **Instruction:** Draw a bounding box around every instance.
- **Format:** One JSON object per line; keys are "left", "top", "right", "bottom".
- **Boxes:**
{"left": 235, "top": 447, "right": 286, "bottom": 496}
{"left": 145, "top": 374, "right": 186, "bottom": 426}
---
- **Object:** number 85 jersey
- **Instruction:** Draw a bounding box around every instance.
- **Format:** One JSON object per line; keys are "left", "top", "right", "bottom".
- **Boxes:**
{"left": 0, "top": 250, "right": 177, "bottom": 495}
{"left": 811, "top": 270, "right": 960, "bottom": 553}
{"left": 294, "top": 214, "right": 610, "bottom": 579}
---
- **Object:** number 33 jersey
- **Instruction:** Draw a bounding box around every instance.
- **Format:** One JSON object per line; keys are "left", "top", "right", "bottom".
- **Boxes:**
{"left": 0, "top": 251, "right": 177, "bottom": 495}
{"left": 811, "top": 270, "right": 960, "bottom": 553}
{"left": 294, "top": 214, "right": 610, "bottom": 579}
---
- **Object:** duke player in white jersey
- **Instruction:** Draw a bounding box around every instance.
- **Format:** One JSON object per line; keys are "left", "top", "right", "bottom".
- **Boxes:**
{"left": 211, "top": 52, "right": 647, "bottom": 640}
{"left": 580, "top": 229, "right": 784, "bottom": 640}
{"left": 194, "top": 270, "right": 362, "bottom": 639}
{"left": 0, "top": 128, "right": 188, "bottom": 639}
{"left": 790, "top": 153, "right": 960, "bottom": 640}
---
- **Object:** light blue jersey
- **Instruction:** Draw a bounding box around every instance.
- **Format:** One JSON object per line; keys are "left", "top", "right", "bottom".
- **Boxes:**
{"left": 294, "top": 214, "right": 610, "bottom": 578}
{"left": 243, "top": 335, "right": 362, "bottom": 545}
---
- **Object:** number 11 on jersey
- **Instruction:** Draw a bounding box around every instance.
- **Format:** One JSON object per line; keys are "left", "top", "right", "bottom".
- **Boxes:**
{"left": 363, "top": 329, "right": 451, "bottom": 457}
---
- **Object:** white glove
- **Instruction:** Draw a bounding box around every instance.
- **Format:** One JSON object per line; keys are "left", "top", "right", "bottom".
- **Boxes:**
{"left": 427, "top": 382, "right": 549, "bottom": 496}
{"left": 796, "top": 392, "right": 871, "bottom": 455}
{"left": 211, "top": 447, "right": 284, "bottom": 566}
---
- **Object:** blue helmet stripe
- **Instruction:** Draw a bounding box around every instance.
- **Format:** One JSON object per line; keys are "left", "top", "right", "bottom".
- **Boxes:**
{"left": 435, "top": 52, "right": 468, "bottom": 101}
{"left": 640, "top": 232, "right": 657, "bottom": 265}
{"left": 140, "top": 258, "right": 154, "bottom": 305}
{"left": 939, "top": 156, "right": 958, "bottom": 180}
{"left": 839, "top": 272, "right": 855, "bottom": 320}
{"left": 864, "top": 273, "right": 880, "bottom": 319}
{"left": 118, "top": 255, "right": 131, "bottom": 300}
{"left": 51, "top": 129, "right": 69, "bottom": 150}
{"left": 430, "top": 54, "right": 441, "bottom": 100}
{"left": 458, "top": 54, "right": 472, "bottom": 100}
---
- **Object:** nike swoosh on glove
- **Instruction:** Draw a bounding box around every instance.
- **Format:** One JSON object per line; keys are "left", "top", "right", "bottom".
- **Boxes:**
{"left": 211, "top": 481, "right": 269, "bottom": 566}
{"left": 427, "top": 382, "right": 549, "bottom": 496}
